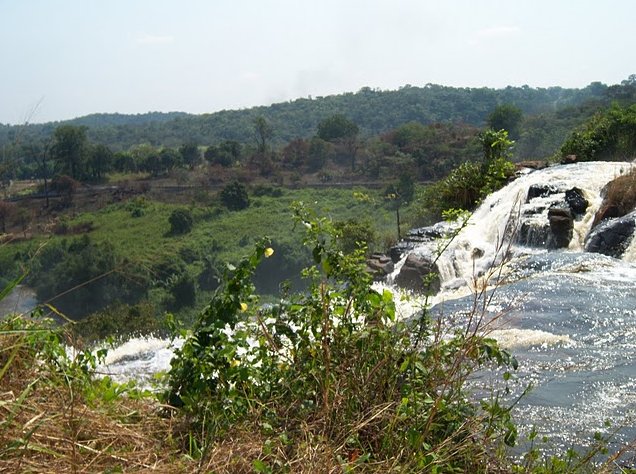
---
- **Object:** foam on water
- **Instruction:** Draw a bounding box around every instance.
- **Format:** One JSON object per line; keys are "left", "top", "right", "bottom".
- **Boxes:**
{"left": 490, "top": 328, "right": 572, "bottom": 350}
{"left": 98, "top": 336, "right": 182, "bottom": 387}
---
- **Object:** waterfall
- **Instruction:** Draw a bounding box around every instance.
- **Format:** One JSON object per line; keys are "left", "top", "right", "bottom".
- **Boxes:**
{"left": 427, "top": 161, "right": 633, "bottom": 289}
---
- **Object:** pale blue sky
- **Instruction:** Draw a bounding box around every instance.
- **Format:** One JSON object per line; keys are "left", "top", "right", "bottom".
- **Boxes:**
{"left": 1, "top": 0, "right": 634, "bottom": 124}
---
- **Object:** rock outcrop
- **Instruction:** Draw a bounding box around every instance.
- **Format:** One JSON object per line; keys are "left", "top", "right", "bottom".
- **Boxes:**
{"left": 548, "top": 208, "right": 574, "bottom": 248}
{"left": 564, "top": 187, "right": 588, "bottom": 216}
{"left": 394, "top": 253, "right": 441, "bottom": 294}
{"left": 366, "top": 254, "right": 394, "bottom": 280}
{"left": 592, "top": 172, "right": 636, "bottom": 227}
{"left": 585, "top": 211, "right": 636, "bottom": 258}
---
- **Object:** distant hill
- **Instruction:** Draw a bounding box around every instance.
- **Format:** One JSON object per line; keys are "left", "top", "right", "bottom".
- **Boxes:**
{"left": 0, "top": 82, "right": 613, "bottom": 152}
{"left": 67, "top": 111, "right": 190, "bottom": 128}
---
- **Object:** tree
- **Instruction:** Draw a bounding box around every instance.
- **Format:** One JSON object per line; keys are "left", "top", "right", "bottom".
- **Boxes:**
{"left": 316, "top": 114, "right": 359, "bottom": 171}
{"left": 220, "top": 180, "right": 250, "bottom": 211}
{"left": 282, "top": 138, "right": 309, "bottom": 169}
{"left": 160, "top": 147, "right": 181, "bottom": 172}
{"left": 384, "top": 174, "right": 415, "bottom": 240}
{"left": 479, "top": 129, "right": 514, "bottom": 166}
{"left": 50, "top": 175, "right": 79, "bottom": 207}
{"left": 50, "top": 125, "right": 89, "bottom": 180}
{"left": 253, "top": 116, "right": 273, "bottom": 154}
{"left": 307, "top": 137, "right": 332, "bottom": 171}
{"left": 205, "top": 140, "right": 241, "bottom": 167}
{"left": 317, "top": 114, "right": 360, "bottom": 142}
{"left": 88, "top": 143, "right": 113, "bottom": 180}
{"left": 487, "top": 104, "right": 523, "bottom": 140}
{"left": 179, "top": 143, "right": 201, "bottom": 169}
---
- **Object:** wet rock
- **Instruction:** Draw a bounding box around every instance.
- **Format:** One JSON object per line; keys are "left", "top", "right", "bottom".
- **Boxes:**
{"left": 517, "top": 221, "right": 550, "bottom": 247}
{"left": 389, "top": 222, "right": 454, "bottom": 263}
{"left": 585, "top": 211, "right": 636, "bottom": 258}
{"left": 548, "top": 208, "right": 573, "bottom": 248}
{"left": 394, "top": 253, "right": 440, "bottom": 294}
{"left": 366, "top": 254, "right": 394, "bottom": 280}
{"left": 565, "top": 187, "right": 588, "bottom": 216}
{"left": 388, "top": 241, "right": 415, "bottom": 263}
{"left": 526, "top": 184, "right": 561, "bottom": 202}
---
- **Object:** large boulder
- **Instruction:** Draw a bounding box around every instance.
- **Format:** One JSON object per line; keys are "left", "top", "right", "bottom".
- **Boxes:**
{"left": 526, "top": 184, "right": 561, "bottom": 202}
{"left": 585, "top": 211, "right": 636, "bottom": 258}
{"left": 394, "top": 253, "right": 440, "bottom": 294}
{"left": 366, "top": 254, "right": 394, "bottom": 280}
{"left": 548, "top": 208, "right": 573, "bottom": 248}
{"left": 592, "top": 172, "right": 636, "bottom": 228}
{"left": 565, "top": 187, "right": 588, "bottom": 216}
{"left": 388, "top": 241, "right": 414, "bottom": 263}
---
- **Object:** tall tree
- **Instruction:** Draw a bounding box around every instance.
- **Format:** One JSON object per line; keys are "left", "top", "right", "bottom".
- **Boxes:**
{"left": 50, "top": 125, "right": 89, "bottom": 180}
{"left": 316, "top": 114, "right": 359, "bottom": 171}
{"left": 253, "top": 116, "right": 274, "bottom": 154}
{"left": 179, "top": 143, "right": 201, "bottom": 169}
{"left": 88, "top": 143, "right": 113, "bottom": 179}
{"left": 487, "top": 104, "right": 523, "bottom": 140}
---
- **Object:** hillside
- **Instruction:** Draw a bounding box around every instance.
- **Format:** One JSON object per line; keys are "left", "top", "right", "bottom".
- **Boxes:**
{"left": 0, "top": 81, "right": 617, "bottom": 152}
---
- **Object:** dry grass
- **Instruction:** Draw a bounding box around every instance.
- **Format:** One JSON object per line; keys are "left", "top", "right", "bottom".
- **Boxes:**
{"left": 0, "top": 327, "right": 192, "bottom": 473}
{"left": 593, "top": 167, "right": 636, "bottom": 226}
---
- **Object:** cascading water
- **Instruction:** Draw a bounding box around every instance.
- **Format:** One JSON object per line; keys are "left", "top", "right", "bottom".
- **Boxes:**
{"left": 408, "top": 161, "right": 636, "bottom": 452}
{"left": 95, "top": 161, "right": 636, "bottom": 453}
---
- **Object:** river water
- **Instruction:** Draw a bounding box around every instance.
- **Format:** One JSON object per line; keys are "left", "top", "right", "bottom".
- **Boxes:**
{"left": 32, "top": 161, "right": 635, "bottom": 456}
{"left": 0, "top": 285, "right": 38, "bottom": 318}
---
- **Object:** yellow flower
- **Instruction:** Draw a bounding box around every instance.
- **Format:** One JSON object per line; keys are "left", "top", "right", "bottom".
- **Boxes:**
{"left": 240, "top": 302, "right": 248, "bottom": 312}
{"left": 264, "top": 247, "right": 274, "bottom": 258}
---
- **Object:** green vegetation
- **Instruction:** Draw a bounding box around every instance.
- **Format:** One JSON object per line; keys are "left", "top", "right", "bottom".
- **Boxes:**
{"left": 557, "top": 103, "right": 636, "bottom": 162}
{"left": 164, "top": 204, "right": 520, "bottom": 471}
{"left": 419, "top": 129, "right": 516, "bottom": 219}
{"left": 0, "top": 186, "right": 411, "bottom": 325}
{"left": 2, "top": 77, "right": 636, "bottom": 472}
{"left": 3, "top": 78, "right": 635, "bottom": 188}
{"left": 220, "top": 180, "right": 250, "bottom": 211}
{"left": 168, "top": 207, "right": 194, "bottom": 234}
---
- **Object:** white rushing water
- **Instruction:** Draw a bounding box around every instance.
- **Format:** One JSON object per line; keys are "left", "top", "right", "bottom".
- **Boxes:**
{"left": 434, "top": 161, "right": 631, "bottom": 287}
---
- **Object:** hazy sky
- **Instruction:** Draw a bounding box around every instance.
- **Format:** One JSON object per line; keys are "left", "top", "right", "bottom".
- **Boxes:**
{"left": 1, "top": 0, "right": 634, "bottom": 124}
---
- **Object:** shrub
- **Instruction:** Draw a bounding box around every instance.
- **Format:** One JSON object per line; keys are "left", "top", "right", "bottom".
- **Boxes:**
{"left": 420, "top": 130, "right": 515, "bottom": 219}
{"left": 164, "top": 203, "right": 519, "bottom": 471}
{"left": 220, "top": 180, "right": 250, "bottom": 211}
{"left": 168, "top": 208, "right": 193, "bottom": 234}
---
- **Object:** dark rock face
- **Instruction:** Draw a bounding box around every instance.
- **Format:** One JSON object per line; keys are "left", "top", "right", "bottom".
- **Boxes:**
{"left": 394, "top": 254, "right": 440, "bottom": 294}
{"left": 585, "top": 211, "right": 636, "bottom": 258}
{"left": 388, "top": 222, "right": 453, "bottom": 263}
{"left": 366, "top": 254, "right": 395, "bottom": 280}
{"left": 548, "top": 208, "right": 574, "bottom": 248}
{"left": 526, "top": 184, "right": 561, "bottom": 202}
{"left": 517, "top": 221, "right": 551, "bottom": 247}
{"left": 565, "top": 187, "right": 588, "bottom": 216}
{"left": 388, "top": 241, "right": 414, "bottom": 263}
